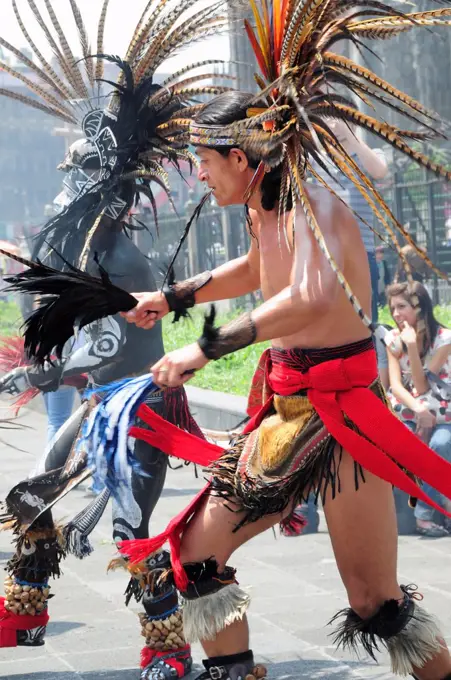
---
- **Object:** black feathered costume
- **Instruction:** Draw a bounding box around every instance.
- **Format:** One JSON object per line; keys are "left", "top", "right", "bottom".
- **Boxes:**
{"left": 0, "top": 1, "right": 229, "bottom": 676}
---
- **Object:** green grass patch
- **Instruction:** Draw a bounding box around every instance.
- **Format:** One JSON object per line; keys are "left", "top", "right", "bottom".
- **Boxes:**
{"left": 162, "top": 307, "right": 269, "bottom": 397}
{"left": 0, "top": 300, "right": 22, "bottom": 337}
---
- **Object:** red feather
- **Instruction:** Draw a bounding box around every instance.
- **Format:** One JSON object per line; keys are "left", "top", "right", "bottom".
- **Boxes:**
{"left": 0, "top": 335, "right": 38, "bottom": 414}
{"left": 244, "top": 20, "right": 269, "bottom": 79}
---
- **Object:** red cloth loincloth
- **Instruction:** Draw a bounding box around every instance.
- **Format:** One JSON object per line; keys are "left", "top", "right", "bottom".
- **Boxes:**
{"left": 0, "top": 597, "right": 49, "bottom": 647}
{"left": 120, "top": 347, "right": 451, "bottom": 590}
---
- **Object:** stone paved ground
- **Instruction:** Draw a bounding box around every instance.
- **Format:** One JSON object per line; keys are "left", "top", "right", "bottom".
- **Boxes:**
{"left": 1, "top": 406, "right": 451, "bottom": 679}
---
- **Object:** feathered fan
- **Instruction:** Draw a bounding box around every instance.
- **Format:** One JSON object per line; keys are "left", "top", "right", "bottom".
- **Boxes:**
{"left": 1, "top": 248, "right": 138, "bottom": 366}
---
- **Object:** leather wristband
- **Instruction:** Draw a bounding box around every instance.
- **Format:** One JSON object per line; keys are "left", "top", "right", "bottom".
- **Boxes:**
{"left": 162, "top": 270, "right": 212, "bottom": 322}
{"left": 197, "top": 306, "right": 257, "bottom": 360}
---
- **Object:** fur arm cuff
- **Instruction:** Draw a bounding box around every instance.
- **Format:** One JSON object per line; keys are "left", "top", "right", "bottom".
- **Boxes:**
{"left": 163, "top": 271, "right": 212, "bottom": 322}
{"left": 197, "top": 306, "right": 257, "bottom": 361}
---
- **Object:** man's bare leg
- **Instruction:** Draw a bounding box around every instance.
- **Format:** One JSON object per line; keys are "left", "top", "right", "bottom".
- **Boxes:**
{"left": 324, "top": 446, "right": 451, "bottom": 680}
{"left": 179, "top": 495, "right": 288, "bottom": 669}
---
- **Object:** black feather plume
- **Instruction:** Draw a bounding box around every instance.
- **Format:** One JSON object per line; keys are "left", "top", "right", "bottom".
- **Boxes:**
{"left": 1, "top": 248, "right": 137, "bottom": 365}
{"left": 162, "top": 190, "right": 212, "bottom": 288}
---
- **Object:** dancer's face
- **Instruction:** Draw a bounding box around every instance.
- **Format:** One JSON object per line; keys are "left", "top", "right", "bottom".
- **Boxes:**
{"left": 195, "top": 146, "right": 254, "bottom": 206}
{"left": 390, "top": 294, "right": 417, "bottom": 329}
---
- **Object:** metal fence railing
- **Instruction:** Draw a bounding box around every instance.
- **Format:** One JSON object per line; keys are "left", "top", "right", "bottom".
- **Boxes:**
{"left": 378, "top": 150, "right": 451, "bottom": 305}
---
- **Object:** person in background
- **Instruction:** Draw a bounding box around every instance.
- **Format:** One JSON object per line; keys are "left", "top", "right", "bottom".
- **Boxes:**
{"left": 41, "top": 330, "right": 87, "bottom": 444}
{"left": 375, "top": 245, "right": 391, "bottom": 307}
{"left": 395, "top": 244, "right": 430, "bottom": 285}
{"left": 42, "top": 384, "right": 77, "bottom": 443}
{"left": 386, "top": 281, "right": 451, "bottom": 537}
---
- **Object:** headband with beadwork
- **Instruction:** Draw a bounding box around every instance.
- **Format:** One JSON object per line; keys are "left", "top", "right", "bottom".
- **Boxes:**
{"left": 189, "top": 123, "right": 259, "bottom": 148}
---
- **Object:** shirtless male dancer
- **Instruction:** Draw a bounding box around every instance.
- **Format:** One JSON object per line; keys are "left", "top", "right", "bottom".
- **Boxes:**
{"left": 117, "top": 3, "right": 451, "bottom": 679}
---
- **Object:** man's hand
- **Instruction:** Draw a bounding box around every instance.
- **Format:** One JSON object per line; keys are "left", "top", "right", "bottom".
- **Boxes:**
{"left": 0, "top": 367, "right": 30, "bottom": 397}
{"left": 400, "top": 321, "right": 417, "bottom": 348}
{"left": 152, "top": 343, "right": 209, "bottom": 388}
{"left": 121, "top": 291, "right": 170, "bottom": 330}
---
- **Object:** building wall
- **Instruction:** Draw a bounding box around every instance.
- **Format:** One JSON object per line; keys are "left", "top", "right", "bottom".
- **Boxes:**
{"left": 0, "top": 89, "right": 64, "bottom": 234}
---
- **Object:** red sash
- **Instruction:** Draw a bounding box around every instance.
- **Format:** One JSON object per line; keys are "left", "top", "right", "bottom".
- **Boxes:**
{"left": 120, "top": 347, "right": 451, "bottom": 589}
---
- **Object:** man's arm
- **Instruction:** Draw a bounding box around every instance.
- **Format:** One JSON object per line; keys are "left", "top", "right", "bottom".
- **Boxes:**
{"left": 123, "top": 225, "right": 261, "bottom": 329}
{"left": 150, "top": 200, "right": 349, "bottom": 386}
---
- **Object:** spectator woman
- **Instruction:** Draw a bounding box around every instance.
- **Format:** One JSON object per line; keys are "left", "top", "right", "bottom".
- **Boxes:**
{"left": 386, "top": 281, "right": 451, "bottom": 537}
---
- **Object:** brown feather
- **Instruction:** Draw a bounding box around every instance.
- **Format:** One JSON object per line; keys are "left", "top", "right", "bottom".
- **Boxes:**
{"left": 12, "top": 0, "right": 74, "bottom": 100}
{"left": 168, "top": 72, "right": 235, "bottom": 92}
{"left": 0, "top": 87, "right": 76, "bottom": 123}
{"left": 0, "top": 61, "right": 74, "bottom": 116}
{"left": 26, "top": 0, "right": 79, "bottom": 94}
{"left": 95, "top": 0, "right": 110, "bottom": 83}
{"left": 0, "top": 36, "right": 68, "bottom": 101}
{"left": 69, "top": 0, "right": 94, "bottom": 88}
{"left": 162, "top": 60, "right": 227, "bottom": 86}
{"left": 323, "top": 52, "right": 441, "bottom": 122}
{"left": 42, "top": 0, "right": 89, "bottom": 99}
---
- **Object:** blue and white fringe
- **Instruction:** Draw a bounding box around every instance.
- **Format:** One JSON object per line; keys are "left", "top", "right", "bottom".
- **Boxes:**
{"left": 80, "top": 375, "right": 159, "bottom": 496}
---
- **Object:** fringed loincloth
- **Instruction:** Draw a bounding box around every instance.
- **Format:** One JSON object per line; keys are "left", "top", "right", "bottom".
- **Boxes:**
{"left": 120, "top": 339, "right": 451, "bottom": 590}
{"left": 208, "top": 340, "right": 388, "bottom": 525}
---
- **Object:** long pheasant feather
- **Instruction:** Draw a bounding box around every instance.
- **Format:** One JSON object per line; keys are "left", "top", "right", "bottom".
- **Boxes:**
{"left": 26, "top": 0, "right": 79, "bottom": 93}
{"left": 0, "top": 36, "right": 69, "bottom": 101}
{"left": 95, "top": 0, "right": 110, "bottom": 83}
{"left": 323, "top": 52, "right": 441, "bottom": 121}
{"left": 42, "top": 0, "right": 89, "bottom": 99}
{"left": 0, "top": 61, "right": 74, "bottom": 116}
{"left": 69, "top": 0, "right": 94, "bottom": 88}
{"left": 0, "top": 88, "right": 76, "bottom": 124}
{"left": 12, "top": 0, "right": 74, "bottom": 100}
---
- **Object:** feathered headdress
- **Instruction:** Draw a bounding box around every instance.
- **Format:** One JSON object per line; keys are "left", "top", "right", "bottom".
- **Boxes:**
{"left": 189, "top": 0, "right": 451, "bottom": 334}
{"left": 1, "top": 0, "right": 234, "bottom": 265}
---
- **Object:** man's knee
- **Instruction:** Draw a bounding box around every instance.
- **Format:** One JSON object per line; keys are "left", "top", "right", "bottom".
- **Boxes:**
{"left": 347, "top": 583, "right": 386, "bottom": 620}
{"left": 180, "top": 527, "right": 232, "bottom": 568}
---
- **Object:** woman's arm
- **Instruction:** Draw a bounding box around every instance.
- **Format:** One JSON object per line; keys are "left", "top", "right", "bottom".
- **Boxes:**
{"left": 387, "top": 350, "right": 420, "bottom": 411}
{"left": 406, "top": 341, "right": 429, "bottom": 395}
{"left": 387, "top": 349, "right": 436, "bottom": 432}
{"left": 426, "top": 343, "right": 451, "bottom": 375}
